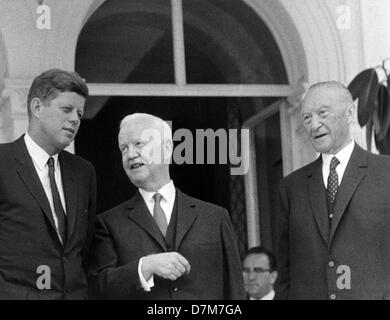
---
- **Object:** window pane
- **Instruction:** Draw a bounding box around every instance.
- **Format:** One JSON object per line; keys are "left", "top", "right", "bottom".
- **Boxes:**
{"left": 76, "top": 0, "right": 174, "bottom": 83}
{"left": 183, "top": 0, "right": 288, "bottom": 84}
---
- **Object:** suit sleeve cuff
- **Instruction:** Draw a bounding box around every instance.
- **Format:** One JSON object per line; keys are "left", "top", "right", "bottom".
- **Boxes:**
{"left": 138, "top": 257, "right": 154, "bottom": 291}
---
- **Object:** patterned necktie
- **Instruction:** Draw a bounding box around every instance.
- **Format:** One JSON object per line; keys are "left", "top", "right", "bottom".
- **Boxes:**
{"left": 47, "top": 157, "right": 67, "bottom": 245}
{"left": 153, "top": 193, "right": 168, "bottom": 237}
{"left": 326, "top": 156, "right": 340, "bottom": 221}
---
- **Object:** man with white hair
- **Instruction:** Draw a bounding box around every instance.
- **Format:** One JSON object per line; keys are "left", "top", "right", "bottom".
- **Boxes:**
{"left": 276, "top": 81, "right": 390, "bottom": 300}
{"left": 88, "top": 113, "right": 245, "bottom": 300}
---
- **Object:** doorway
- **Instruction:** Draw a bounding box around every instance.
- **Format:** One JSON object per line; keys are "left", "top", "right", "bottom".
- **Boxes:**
{"left": 75, "top": 0, "right": 288, "bottom": 256}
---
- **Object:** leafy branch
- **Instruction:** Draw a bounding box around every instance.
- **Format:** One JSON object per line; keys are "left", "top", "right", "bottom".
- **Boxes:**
{"left": 348, "top": 60, "right": 390, "bottom": 153}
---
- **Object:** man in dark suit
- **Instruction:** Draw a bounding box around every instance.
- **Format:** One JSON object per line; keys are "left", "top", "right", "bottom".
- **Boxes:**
{"left": 0, "top": 69, "right": 96, "bottom": 299}
{"left": 276, "top": 81, "right": 390, "bottom": 300}
{"left": 243, "top": 246, "right": 277, "bottom": 300}
{"left": 88, "top": 113, "right": 245, "bottom": 299}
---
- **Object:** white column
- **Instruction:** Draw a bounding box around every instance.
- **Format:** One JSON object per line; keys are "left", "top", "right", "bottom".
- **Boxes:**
{"left": 171, "top": 0, "right": 187, "bottom": 86}
{"left": 0, "top": 82, "right": 14, "bottom": 143}
{"left": 0, "top": 83, "right": 29, "bottom": 142}
{"left": 243, "top": 129, "right": 261, "bottom": 247}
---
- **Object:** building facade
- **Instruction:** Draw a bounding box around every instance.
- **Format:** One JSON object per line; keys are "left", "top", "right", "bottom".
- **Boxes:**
{"left": 1, "top": 0, "right": 388, "bottom": 252}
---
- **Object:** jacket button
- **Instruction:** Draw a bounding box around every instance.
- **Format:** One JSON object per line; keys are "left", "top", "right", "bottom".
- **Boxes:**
{"left": 330, "top": 294, "right": 336, "bottom": 300}
{"left": 328, "top": 261, "right": 335, "bottom": 268}
{"left": 172, "top": 287, "right": 178, "bottom": 292}
{"left": 63, "top": 257, "right": 68, "bottom": 263}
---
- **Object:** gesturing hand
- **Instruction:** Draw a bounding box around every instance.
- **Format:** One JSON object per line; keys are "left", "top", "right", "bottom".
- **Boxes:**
{"left": 142, "top": 252, "right": 191, "bottom": 281}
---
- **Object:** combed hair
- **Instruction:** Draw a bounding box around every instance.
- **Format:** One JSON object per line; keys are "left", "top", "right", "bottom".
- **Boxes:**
{"left": 306, "top": 81, "right": 353, "bottom": 103}
{"left": 246, "top": 246, "right": 277, "bottom": 272}
{"left": 119, "top": 113, "right": 173, "bottom": 142}
{"left": 27, "top": 68, "right": 88, "bottom": 118}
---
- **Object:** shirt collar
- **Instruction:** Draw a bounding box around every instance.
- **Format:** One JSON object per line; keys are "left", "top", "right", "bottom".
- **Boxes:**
{"left": 322, "top": 140, "right": 355, "bottom": 169}
{"left": 249, "top": 290, "right": 275, "bottom": 300}
{"left": 261, "top": 290, "right": 275, "bottom": 300}
{"left": 138, "top": 180, "right": 175, "bottom": 205}
{"left": 24, "top": 132, "right": 59, "bottom": 170}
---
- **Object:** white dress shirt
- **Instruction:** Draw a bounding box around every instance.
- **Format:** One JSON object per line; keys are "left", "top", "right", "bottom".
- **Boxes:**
{"left": 249, "top": 289, "right": 275, "bottom": 300}
{"left": 137, "top": 180, "right": 176, "bottom": 291}
{"left": 138, "top": 180, "right": 176, "bottom": 224}
{"left": 322, "top": 140, "right": 355, "bottom": 188}
{"left": 261, "top": 289, "right": 275, "bottom": 300}
{"left": 24, "top": 133, "right": 67, "bottom": 241}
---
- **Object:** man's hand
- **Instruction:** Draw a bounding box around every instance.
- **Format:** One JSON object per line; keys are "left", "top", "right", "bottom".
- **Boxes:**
{"left": 141, "top": 252, "right": 191, "bottom": 281}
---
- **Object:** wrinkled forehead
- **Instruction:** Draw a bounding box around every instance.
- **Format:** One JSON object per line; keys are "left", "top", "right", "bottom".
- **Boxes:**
{"left": 301, "top": 86, "right": 350, "bottom": 112}
{"left": 119, "top": 122, "right": 148, "bottom": 141}
{"left": 118, "top": 119, "right": 167, "bottom": 144}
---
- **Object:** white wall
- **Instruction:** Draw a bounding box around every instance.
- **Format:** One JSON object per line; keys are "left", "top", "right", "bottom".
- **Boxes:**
{"left": 360, "top": 0, "right": 390, "bottom": 74}
{"left": 0, "top": 0, "right": 387, "bottom": 157}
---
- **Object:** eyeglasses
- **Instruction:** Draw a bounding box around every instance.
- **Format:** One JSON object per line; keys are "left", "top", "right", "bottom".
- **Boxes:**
{"left": 242, "top": 267, "right": 270, "bottom": 274}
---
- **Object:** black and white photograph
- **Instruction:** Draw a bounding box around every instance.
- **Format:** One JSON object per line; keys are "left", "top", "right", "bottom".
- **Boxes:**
{"left": 0, "top": 0, "right": 390, "bottom": 307}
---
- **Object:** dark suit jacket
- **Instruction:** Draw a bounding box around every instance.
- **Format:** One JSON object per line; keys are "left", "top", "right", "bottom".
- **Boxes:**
{"left": 88, "top": 190, "right": 245, "bottom": 300}
{"left": 0, "top": 136, "right": 96, "bottom": 300}
{"left": 276, "top": 144, "right": 390, "bottom": 300}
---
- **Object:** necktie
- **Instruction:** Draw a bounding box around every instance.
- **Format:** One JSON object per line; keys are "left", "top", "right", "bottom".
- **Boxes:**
{"left": 153, "top": 193, "right": 168, "bottom": 237}
{"left": 326, "top": 156, "right": 340, "bottom": 222}
{"left": 47, "top": 157, "right": 67, "bottom": 245}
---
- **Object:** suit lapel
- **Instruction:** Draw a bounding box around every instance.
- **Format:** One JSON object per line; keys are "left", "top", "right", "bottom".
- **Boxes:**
{"left": 306, "top": 156, "right": 330, "bottom": 245}
{"left": 59, "top": 152, "right": 78, "bottom": 244}
{"left": 329, "top": 145, "right": 367, "bottom": 244}
{"left": 127, "top": 192, "right": 167, "bottom": 251}
{"left": 175, "top": 190, "right": 198, "bottom": 250}
{"left": 14, "top": 136, "right": 57, "bottom": 234}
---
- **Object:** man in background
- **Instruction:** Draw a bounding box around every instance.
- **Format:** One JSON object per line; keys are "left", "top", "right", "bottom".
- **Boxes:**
{"left": 243, "top": 246, "right": 277, "bottom": 300}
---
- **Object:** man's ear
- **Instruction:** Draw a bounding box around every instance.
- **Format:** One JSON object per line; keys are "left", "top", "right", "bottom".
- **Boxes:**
{"left": 270, "top": 271, "right": 278, "bottom": 285}
{"left": 30, "top": 98, "right": 43, "bottom": 118}
{"left": 163, "top": 139, "right": 173, "bottom": 164}
{"left": 346, "top": 101, "right": 356, "bottom": 125}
